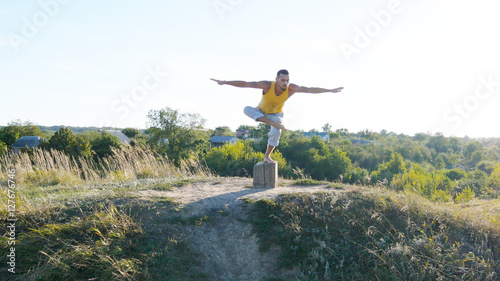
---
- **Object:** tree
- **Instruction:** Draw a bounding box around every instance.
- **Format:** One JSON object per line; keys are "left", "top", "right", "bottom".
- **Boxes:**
{"left": 146, "top": 107, "right": 209, "bottom": 166}
{"left": 72, "top": 135, "right": 92, "bottom": 158}
{"left": 0, "top": 120, "right": 44, "bottom": 146}
{"left": 445, "top": 169, "right": 466, "bottom": 181}
{"left": 322, "top": 123, "right": 332, "bottom": 133}
{"left": 371, "top": 152, "right": 406, "bottom": 183}
{"left": 434, "top": 154, "right": 446, "bottom": 170}
{"left": 359, "top": 129, "right": 374, "bottom": 139}
{"left": 477, "top": 161, "right": 494, "bottom": 174}
{"left": 336, "top": 128, "right": 349, "bottom": 136}
{"left": 236, "top": 125, "right": 253, "bottom": 138}
{"left": 44, "top": 127, "right": 92, "bottom": 158}
{"left": 122, "top": 128, "right": 141, "bottom": 138}
{"left": 212, "top": 126, "right": 234, "bottom": 137}
{"left": 426, "top": 133, "right": 450, "bottom": 153}
{"left": 91, "top": 132, "right": 122, "bottom": 158}
{"left": 470, "top": 151, "right": 485, "bottom": 166}
{"left": 48, "top": 127, "right": 77, "bottom": 152}
{"left": 312, "top": 149, "right": 351, "bottom": 181}
{"left": 0, "top": 141, "right": 7, "bottom": 156}
{"left": 463, "top": 141, "right": 484, "bottom": 159}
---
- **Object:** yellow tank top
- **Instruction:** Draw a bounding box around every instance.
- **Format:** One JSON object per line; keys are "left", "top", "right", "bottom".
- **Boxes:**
{"left": 257, "top": 82, "right": 290, "bottom": 114}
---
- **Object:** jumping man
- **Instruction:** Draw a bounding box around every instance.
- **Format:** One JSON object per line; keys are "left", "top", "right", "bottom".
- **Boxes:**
{"left": 211, "top": 69, "right": 343, "bottom": 164}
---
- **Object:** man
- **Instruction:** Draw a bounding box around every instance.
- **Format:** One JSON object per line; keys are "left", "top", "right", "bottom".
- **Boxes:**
{"left": 211, "top": 69, "right": 343, "bottom": 164}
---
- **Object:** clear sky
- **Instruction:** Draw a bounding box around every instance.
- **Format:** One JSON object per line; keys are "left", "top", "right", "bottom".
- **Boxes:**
{"left": 1, "top": 0, "right": 500, "bottom": 138}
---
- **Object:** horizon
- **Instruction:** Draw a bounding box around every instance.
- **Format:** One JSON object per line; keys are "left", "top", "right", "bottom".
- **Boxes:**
{"left": 2, "top": 1, "right": 500, "bottom": 139}
{"left": 3, "top": 121, "right": 500, "bottom": 140}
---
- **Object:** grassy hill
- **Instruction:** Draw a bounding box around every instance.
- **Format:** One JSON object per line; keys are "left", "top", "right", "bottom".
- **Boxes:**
{"left": 1, "top": 179, "right": 499, "bottom": 280}
{"left": 1, "top": 148, "right": 499, "bottom": 280}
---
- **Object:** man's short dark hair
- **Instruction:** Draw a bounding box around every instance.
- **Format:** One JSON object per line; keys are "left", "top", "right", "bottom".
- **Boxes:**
{"left": 277, "top": 69, "right": 289, "bottom": 78}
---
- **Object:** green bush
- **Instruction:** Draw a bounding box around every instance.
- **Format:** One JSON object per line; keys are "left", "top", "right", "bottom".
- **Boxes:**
{"left": 392, "top": 164, "right": 453, "bottom": 200}
{"left": 371, "top": 152, "right": 406, "bottom": 183}
{"left": 205, "top": 141, "right": 287, "bottom": 177}
{"left": 455, "top": 186, "right": 475, "bottom": 203}
{"left": 344, "top": 166, "right": 370, "bottom": 185}
{"left": 0, "top": 140, "right": 7, "bottom": 156}
{"left": 445, "top": 169, "right": 466, "bottom": 181}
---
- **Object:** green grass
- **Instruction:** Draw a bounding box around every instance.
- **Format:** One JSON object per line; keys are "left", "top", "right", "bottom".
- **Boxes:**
{"left": 291, "top": 178, "right": 326, "bottom": 186}
{"left": 151, "top": 177, "right": 202, "bottom": 191}
{"left": 247, "top": 189, "right": 500, "bottom": 280}
{"left": 0, "top": 177, "right": 208, "bottom": 280}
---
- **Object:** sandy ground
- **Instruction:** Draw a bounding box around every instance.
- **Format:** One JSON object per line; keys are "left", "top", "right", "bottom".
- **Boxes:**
{"left": 133, "top": 177, "right": 346, "bottom": 280}
{"left": 135, "top": 177, "right": 340, "bottom": 216}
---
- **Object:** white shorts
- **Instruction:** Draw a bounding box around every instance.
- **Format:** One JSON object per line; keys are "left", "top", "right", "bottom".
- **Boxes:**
{"left": 243, "top": 106, "right": 284, "bottom": 147}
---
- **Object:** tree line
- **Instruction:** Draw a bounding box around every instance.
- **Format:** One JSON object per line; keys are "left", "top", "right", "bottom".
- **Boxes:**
{"left": 1, "top": 108, "right": 499, "bottom": 202}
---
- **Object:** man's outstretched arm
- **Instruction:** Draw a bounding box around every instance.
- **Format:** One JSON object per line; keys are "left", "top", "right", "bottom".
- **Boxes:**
{"left": 289, "top": 83, "right": 344, "bottom": 96}
{"left": 210, "top": 78, "right": 271, "bottom": 90}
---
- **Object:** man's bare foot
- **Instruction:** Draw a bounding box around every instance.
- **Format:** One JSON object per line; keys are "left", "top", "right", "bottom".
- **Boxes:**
{"left": 274, "top": 121, "right": 286, "bottom": 131}
{"left": 264, "top": 156, "right": 277, "bottom": 164}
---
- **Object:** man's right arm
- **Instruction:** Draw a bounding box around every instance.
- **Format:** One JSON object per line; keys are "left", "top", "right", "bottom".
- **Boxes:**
{"left": 210, "top": 79, "right": 271, "bottom": 90}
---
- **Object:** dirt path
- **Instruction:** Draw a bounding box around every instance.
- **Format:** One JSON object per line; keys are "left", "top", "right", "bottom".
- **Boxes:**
{"left": 134, "top": 177, "right": 346, "bottom": 280}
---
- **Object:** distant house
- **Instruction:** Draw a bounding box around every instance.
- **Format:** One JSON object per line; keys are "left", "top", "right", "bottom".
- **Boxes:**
{"left": 11, "top": 136, "right": 46, "bottom": 154}
{"left": 99, "top": 130, "right": 131, "bottom": 145}
{"left": 350, "top": 139, "right": 376, "bottom": 145}
{"left": 302, "top": 132, "right": 330, "bottom": 142}
{"left": 210, "top": 136, "right": 238, "bottom": 147}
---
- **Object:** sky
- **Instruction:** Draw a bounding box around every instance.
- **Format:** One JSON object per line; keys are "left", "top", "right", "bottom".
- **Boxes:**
{"left": 1, "top": 0, "right": 500, "bottom": 138}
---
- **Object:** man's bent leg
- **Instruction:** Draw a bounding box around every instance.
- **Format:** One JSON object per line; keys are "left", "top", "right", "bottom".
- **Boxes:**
{"left": 265, "top": 113, "right": 283, "bottom": 163}
{"left": 244, "top": 107, "right": 284, "bottom": 163}
{"left": 256, "top": 117, "right": 286, "bottom": 130}
{"left": 244, "top": 106, "right": 286, "bottom": 130}
{"left": 264, "top": 144, "right": 276, "bottom": 163}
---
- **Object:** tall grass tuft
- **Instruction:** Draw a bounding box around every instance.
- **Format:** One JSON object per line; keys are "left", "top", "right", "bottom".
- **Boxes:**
{"left": 3, "top": 203, "right": 146, "bottom": 280}
{"left": 0, "top": 146, "right": 212, "bottom": 186}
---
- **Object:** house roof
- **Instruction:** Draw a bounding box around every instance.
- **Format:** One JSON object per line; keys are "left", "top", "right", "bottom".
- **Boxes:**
{"left": 11, "top": 136, "right": 46, "bottom": 148}
{"left": 302, "top": 132, "right": 330, "bottom": 138}
{"left": 103, "top": 130, "right": 131, "bottom": 144}
{"left": 210, "top": 136, "right": 238, "bottom": 143}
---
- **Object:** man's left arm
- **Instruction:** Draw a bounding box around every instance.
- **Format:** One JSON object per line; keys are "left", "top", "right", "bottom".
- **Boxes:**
{"left": 289, "top": 83, "right": 343, "bottom": 96}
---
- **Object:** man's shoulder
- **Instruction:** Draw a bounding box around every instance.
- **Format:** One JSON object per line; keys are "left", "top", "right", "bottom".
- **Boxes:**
{"left": 288, "top": 83, "right": 300, "bottom": 91}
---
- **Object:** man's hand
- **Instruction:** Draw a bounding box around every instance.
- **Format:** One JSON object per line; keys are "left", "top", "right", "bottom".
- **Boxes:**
{"left": 332, "top": 87, "right": 344, "bottom": 93}
{"left": 210, "top": 78, "right": 224, "bottom": 85}
{"left": 210, "top": 79, "right": 271, "bottom": 90}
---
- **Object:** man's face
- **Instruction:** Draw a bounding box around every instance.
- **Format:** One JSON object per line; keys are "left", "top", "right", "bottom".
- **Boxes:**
{"left": 276, "top": 74, "right": 289, "bottom": 91}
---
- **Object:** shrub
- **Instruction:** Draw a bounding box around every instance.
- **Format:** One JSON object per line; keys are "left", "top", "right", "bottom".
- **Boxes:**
{"left": 392, "top": 164, "right": 453, "bottom": 200}
{"left": 445, "top": 169, "right": 466, "bottom": 181}
{"left": 455, "top": 186, "right": 475, "bottom": 203}
{"left": 205, "top": 141, "right": 287, "bottom": 177}
{"left": 371, "top": 152, "right": 406, "bottom": 183}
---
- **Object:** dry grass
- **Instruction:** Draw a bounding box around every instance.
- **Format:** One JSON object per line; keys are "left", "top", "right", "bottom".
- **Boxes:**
{"left": 0, "top": 146, "right": 212, "bottom": 280}
{"left": 0, "top": 146, "right": 211, "bottom": 185}
{"left": 0, "top": 146, "right": 212, "bottom": 223}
